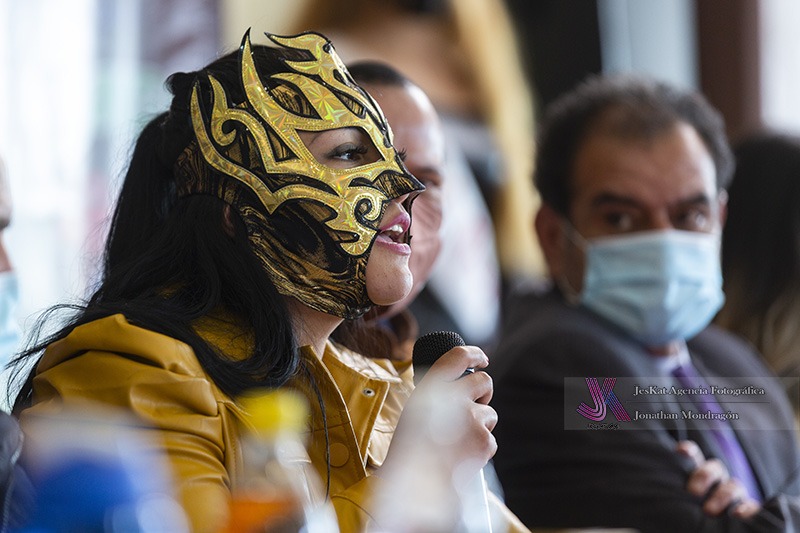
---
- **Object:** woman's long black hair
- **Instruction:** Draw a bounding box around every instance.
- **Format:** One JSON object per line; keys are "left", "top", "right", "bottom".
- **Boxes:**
{"left": 8, "top": 43, "right": 309, "bottom": 414}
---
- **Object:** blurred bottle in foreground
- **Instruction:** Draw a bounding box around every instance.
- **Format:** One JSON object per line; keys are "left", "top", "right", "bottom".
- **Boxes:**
{"left": 224, "top": 388, "right": 339, "bottom": 533}
{"left": 10, "top": 403, "right": 190, "bottom": 532}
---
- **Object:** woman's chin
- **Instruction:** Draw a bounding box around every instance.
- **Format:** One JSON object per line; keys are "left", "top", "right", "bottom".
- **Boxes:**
{"left": 366, "top": 274, "right": 413, "bottom": 307}
{"left": 368, "top": 289, "right": 412, "bottom": 307}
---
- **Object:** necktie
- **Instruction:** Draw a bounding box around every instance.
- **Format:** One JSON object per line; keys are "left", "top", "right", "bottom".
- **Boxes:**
{"left": 672, "top": 363, "right": 762, "bottom": 501}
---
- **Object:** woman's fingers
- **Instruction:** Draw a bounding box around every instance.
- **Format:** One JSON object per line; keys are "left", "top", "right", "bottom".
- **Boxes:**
{"left": 420, "top": 345, "right": 489, "bottom": 383}
{"left": 406, "top": 344, "right": 497, "bottom": 468}
{"left": 459, "top": 370, "right": 493, "bottom": 405}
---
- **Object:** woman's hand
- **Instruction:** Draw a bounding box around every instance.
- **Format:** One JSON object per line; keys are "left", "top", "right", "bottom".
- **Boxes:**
{"left": 381, "top": 345, "right": 497, "bottom": 484}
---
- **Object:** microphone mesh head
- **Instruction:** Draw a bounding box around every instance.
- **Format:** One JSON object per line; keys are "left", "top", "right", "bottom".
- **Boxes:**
{"left": 412, "top": 331, "right": 466, "bottom": 368}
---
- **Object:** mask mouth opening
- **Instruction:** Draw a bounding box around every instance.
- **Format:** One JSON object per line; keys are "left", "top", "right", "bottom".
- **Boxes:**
{"left": 376, "top": 208, "right": 412, "bottom": 245}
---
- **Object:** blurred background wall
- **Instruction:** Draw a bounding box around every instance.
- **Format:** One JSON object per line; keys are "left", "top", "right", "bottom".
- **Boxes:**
{"left": 0, "top": 0, "right": 797, "bottom": 342}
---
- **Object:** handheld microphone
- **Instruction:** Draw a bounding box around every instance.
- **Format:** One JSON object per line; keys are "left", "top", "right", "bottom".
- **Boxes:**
{"left": 412, "top": 331, "right": 472, "bottom": 386}
{"left": 412, "top": 331, "right": 493, "bottom": 533}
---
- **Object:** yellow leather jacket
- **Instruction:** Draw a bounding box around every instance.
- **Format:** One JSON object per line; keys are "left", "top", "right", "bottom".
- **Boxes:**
{"left": 19, "top": 314, "right": 528, "bottom": 532}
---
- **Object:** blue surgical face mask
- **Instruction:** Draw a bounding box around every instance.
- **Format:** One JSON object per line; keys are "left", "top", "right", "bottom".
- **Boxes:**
{"left": 562, "top": 228, "right": 725, "bottom": 346}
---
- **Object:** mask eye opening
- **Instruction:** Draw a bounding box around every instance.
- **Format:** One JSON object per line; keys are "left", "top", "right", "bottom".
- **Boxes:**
{"left": 298, "top": 126, "right": 384, "bottom": 169}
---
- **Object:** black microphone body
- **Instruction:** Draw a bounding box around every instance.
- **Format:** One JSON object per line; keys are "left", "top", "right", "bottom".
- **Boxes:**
{"left": 413, "top": 331, "right": 473, "bottom": 385}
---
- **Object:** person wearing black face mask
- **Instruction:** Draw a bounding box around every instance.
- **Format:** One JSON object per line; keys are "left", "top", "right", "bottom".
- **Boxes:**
{"left": 490, "top": 74, "right": 800, "bottom": 532}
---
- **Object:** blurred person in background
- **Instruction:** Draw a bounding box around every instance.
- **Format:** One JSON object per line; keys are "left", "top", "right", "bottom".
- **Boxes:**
{"left": 336, "top": 59, "right": 528, "bottom": 532}
{"left": 491, "top": 74, "right": 800, "bottom": 532}
{"left": 291, "top": 0, "right": 543, "bottom": 348}
{"left": 0, "top": 156, "right": 23, "bottom": 527}
{"left": 0, "top": 156, "right": 21, "bottom": 417}
{"left": 8, "top": 31, "right": 502, "bottom": 532}
{"left": 716, "top": 131, "right": 800, "bottom": 415}
{"left": 0, "top": 157, "right": 20, "bottom": 374}
{"left": 334, "top": 60, "right": 445, "bottom": 362}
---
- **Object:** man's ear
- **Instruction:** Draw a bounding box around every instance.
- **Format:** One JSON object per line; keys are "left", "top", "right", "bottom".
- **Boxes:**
{"left": 535, "top": 203, "right": 566, "bottom": 278}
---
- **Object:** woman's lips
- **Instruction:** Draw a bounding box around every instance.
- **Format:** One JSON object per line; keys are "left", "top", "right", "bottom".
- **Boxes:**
{"left": 374, "top": 234, "right": 411, "bottom": 255}
{"left": 375, "top": 212, "right": 412, "bottom": 254}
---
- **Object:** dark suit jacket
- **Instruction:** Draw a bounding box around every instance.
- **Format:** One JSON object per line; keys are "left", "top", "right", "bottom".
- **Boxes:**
{"left": 491, "top": 287, "right": 800, "bottom": 532}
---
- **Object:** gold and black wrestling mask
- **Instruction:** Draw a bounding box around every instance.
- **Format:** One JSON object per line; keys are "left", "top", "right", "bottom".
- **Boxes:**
{"left": 174, "top": 31, "right": 423, "bottom": 319}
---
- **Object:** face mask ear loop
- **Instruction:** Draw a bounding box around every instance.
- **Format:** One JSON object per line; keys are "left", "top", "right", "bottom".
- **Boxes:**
{"left": 557, "top": 218, "right": 588, "bottom": 306}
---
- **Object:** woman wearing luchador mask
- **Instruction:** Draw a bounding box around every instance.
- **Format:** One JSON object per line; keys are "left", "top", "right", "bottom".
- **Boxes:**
{"left": 9, "top": 31, "right": 499, "bottom": 532}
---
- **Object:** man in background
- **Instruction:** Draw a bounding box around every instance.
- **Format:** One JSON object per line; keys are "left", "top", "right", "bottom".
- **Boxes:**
{"left": 341, "top": 61, "right": 529, "bottom": 532}
{"left": 340, "top": 61, "right": 446, "bottom": 361}
{"left": 491, "top": 74, "right": 800, "bottom": 532}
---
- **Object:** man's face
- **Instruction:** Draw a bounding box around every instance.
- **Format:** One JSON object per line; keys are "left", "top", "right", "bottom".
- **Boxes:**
{"left": 362, "top": 81, "right": 445, "bottom": 317}
{"left": 553, "top": 121, "right": 724, "bottom": 293}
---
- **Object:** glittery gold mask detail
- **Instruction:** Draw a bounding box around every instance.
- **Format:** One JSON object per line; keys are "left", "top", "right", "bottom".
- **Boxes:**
{"left": 175, "top": 31, "right": 423, "bottom": 319}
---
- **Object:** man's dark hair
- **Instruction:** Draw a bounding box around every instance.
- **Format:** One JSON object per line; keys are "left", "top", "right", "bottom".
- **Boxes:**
{"left": 535, "top": 74, "right": 734, "bottom": 216}
{"left": 348, "top": 61, "right": 411, "bottom": 87}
